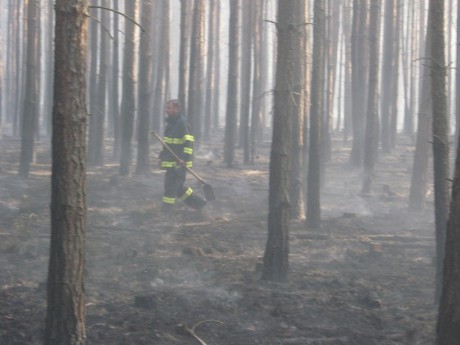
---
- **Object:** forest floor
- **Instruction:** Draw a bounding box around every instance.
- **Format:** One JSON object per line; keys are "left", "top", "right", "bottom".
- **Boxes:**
{"left": 0, "top": 134, "right": 437, "bottom": 345}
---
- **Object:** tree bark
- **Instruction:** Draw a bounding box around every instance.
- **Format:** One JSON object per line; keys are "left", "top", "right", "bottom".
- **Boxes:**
{"left": 224, "top": 0, "right": 239, "bottom": 168}
{"left": 437, "top": 2, "right": 460, "bottom": 342}
{"left": 430, "top": 0, "right": 450, "bottom": 302}
{"left": 289, "top": 0, "right": 306, "bottom": 220}
{"left": 349, "top": 0, "right": 368, "bottom": 167}
{"left": 362, "top": 0, "right": 382, "bottom": 194}
{"left": 262, "top": 0, "right": 297, "bottom": 282}
{"left": 44, "top": 1, "right": 88, "bottom": 344}
{"left": 135, "top": 0, "right": 155, "bottom": 175}
{"left": 187, "top": 0, "right": 205, "bottom": 143}
{"left": 178, "top": 0, "right": 192, "bottom": 113}
{"left": 18, "top": 0, "right": 39, "bottom": 178}
{"left": 380, "top": 0, "right": 395, "bottom": 153}
{"left": 306, "top": 0, "right": 326, "bottom": 228}
{"left": 239, "top": 0, "right": 252, "bottom": 163}
{"left": 409, "top": 6, "right": 432, "bottom": 211}
{"left": 119, "top": 1, "right": 138, "bottom": 176}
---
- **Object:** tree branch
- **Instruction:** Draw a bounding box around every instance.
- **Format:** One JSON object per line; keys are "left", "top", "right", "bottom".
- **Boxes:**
{"left": 88, "top": 5, "right": 145, "bottom": 33}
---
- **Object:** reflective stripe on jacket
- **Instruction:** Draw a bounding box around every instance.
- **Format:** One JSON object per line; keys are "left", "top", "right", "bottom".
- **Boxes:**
{"left": 160, "top": 114, "right": 194, "bottom": 169}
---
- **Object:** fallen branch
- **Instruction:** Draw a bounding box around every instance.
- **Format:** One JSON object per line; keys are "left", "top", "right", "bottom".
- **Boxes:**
{"left": 185, "top": 320, "right": 224, "bottom": 345}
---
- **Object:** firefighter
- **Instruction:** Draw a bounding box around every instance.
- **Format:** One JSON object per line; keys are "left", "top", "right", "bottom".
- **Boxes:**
{"left": 159, "top": 99, "right": 206, "bottom": 214}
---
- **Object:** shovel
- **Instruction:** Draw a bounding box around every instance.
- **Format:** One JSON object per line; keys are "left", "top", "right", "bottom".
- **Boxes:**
{"left": 151, "top": 131, "right": 216, "bottom": 201}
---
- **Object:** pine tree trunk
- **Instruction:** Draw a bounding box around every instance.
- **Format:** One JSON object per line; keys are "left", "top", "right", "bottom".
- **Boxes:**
{"left": 136, "top": 0, "right": 155, "bottom": 175}
{"left": 430, "top": 0, "right": 450, "bottom": 302}
{"left": 436, "top": 2, "right": 460, "bottom": 341}
{"left": 306, "top": 0, "right": 326, "bottom": 228}
{"left": 119, "top": 1, "right": 138, "bottom": 176}
{"left": 18, "top": 0, "right": 39, "bottom": 178}
{"left": 362, "top": 0, "right": 381, "bottom": 193}
{"left": 224, "top": 0, "right": 239, "bottom": 168}
{"left": 45, "top": 1, "right": 88, "bottom": 343}
{"left": 262, "top": 0, "right": 297, "bottom": 282}
{"left": 409, "top": 7, "right": 432, "bottom": 211}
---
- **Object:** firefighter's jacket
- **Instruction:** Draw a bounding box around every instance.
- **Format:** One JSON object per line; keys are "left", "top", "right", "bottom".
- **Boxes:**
{"left": 160, "top": 114, "right": 194, "bottom": 169}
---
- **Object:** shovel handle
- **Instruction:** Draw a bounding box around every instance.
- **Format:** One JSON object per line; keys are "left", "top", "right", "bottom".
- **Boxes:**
{"left": 151, "top": 131, "right": 206, "bottom": 184}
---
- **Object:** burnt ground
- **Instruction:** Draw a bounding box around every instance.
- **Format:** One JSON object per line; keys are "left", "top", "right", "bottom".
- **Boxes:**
{"left": 0, "top": 135, "right": 437, "bottom": 345}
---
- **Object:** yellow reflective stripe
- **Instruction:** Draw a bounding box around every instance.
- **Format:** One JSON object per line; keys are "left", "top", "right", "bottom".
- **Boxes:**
{"left": 183, "top": 147, "right": 193, "bottom": 154}
{"left": 179, "top": 188, "right": 193, "bottom": 201}
{"left": 161, "top": 161, "right": 176, "bottom": 168}
{"left": 164, "top": 137, "right": 185, "bottom": 144}
{"left": 183, "top": 134, "right": 194, "bottom": 142}
{"left": 185, "top": 161, "right": 193, "bottom": 168}
{"left": 162, "top": 196, "right": 176, "bottom": 204}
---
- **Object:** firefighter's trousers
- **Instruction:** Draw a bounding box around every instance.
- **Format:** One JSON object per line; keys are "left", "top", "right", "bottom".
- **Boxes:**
{"left": 162, "top": 167, "right": 206, "bottom": 211}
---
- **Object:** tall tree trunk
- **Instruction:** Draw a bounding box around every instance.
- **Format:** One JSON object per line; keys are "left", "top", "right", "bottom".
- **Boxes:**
{"left": 437, "top": 2, "right": 460, "bottom": 343}
{"left": 239, "top": 1, "right": 252, "bottom": 163}
{"left": 204, "top": 0, "right": 217, "bottom": 141}
{"left": 322, "top": 0, "right": 340, "bottom": 162}
{"left": 409, "top": 5, "right": 432, "bottom": 211}
{"left": 224, "top": 0, "right": 239, "bottom": 168}
{"left": 119, "top": 1, "right": 138, "bottom": 176}
{"left": 342, "top": 0, "right": 353, "bottom": 140}
{"left": 178, "top": 0, "right": 193, "bottom": 112}
{"left": 87, "top": 4, "right": 99, "bottom": 164}
{"left": 262, "top": 0, "right": 297, "bottom": 283}
{"left": 402, "top": 0, "right": 416, "bottom": 138}
{"left": 389, "top": 0, "right": 400, "bottom": 148}
{"left": 380, "top": 0, "right": 395, "bottom": 153}
{"left": 14, "top": 0, "right": 26, "bottom": 138}
{"left": 187, "top": 0, "right": 205, "bottom": 143}
{"left": 44, "top": 1, "right": 88, "bottom": 344}
{"left": 456, "top": 0, "right": 460, "bottom": 143}
{"left": 430, "top": 0, "right": 450, "bottom": 302}
{"left": 349, "top": 0, "right": 369, "bottom": 166}
{"left": 211, "top": 0, "right": 221, "bottom": 130}
{"left": 110, "top": 0, "right": 121, "bottom": 159}
{"left": 250, "top": 0, "right": 263, "bottom": 164}
{"left": 18, "top": 0, "right": 39, "bottom": 178}
{"left": 362, "top": 0, "right": 382, "bottom": 193}
{"left": 290, "top": 0, "right": 306, "bottom": 220}
{"left": 88, "top": 2, "right": 109, "bottom": 166}
{"left": 136, "top": 0, "right": 155, "bottom": 175}
{"left": 44, "top": 0, "right": 55, "bottom": 136}
{"left": 152, "top": 1, "right": 170, "bottom": 133}
{"left": 306, "top": 0, "right": 326, "bottom": 228}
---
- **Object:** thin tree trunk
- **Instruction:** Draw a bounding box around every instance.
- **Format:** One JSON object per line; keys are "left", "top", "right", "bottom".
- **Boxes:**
{"left": 290, "top": 0, "right": 306, "bottom": 220}
{"left": 18, "top": 0, "right": 39, "bottom": 178}
{"left": 380, "top": 0, "right": 395, "bottom": 153}
{"left": 110, "top": 0, "right": 121, "bottom": 159}
{"left": 409, "top": 4, "right": 432, "bottom": 211}
{"left": 224, "top": 0, "right": 239, "bottom": 168}
{"left": 239, "top": 1, "right": 252, "bottom": 163}
{"left": 362, "top": 0, "right": 381, "bottom": 193}
{"left": 306, "top": 0, "right": 326, "bottom": 228}
{"left": 211, "top": 1, "right": 221, "bottom": 130}
{"left": 136, "top": 0, "right": 155, "bottom": 175}
{"left": 204, "top": 0, "right": 217, "bottom": 141}
{"left": 251, "top": 0, "right": 263, "bottom": 164}
{"left": 119, "top": 1, "right": 138, "bottom": 176}
{"left": 349, "top": 0, "right": 368, "bottom": 166}
{"left": 187, "top": 0, "right": 205, "bottom": 143}
{"left": 178, "top": 0, "right": 193, "bottom": 112}
{"left": 262, "top": 0, "right": 296, "bottom": 283}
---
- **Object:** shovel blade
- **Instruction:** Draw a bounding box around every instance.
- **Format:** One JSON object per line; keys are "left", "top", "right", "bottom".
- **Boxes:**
{"left": 203, "top": 184, "right": 216, "bottom": 201}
